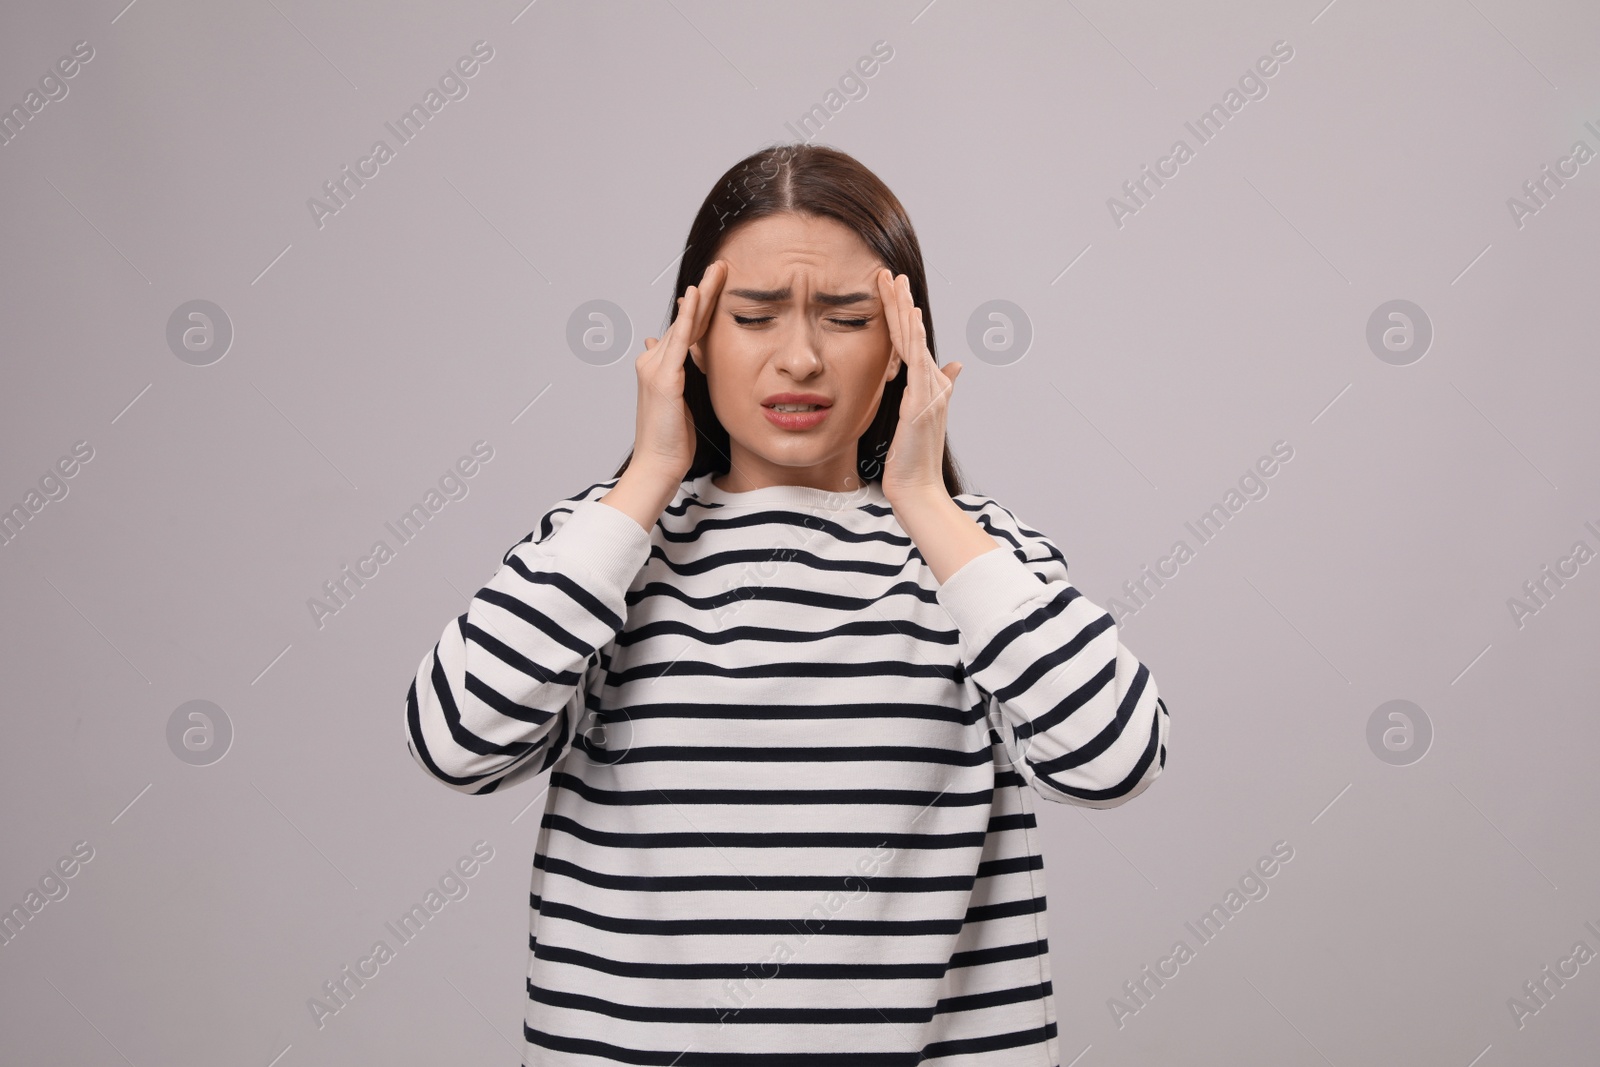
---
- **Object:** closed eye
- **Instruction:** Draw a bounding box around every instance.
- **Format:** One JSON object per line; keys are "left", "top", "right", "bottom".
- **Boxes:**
{"left": 733, "top": 315, "right": 871, "bottom": 328}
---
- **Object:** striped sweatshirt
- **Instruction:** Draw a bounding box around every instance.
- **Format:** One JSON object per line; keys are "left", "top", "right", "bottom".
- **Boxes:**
{"left": 405, "top": 469, "right": 1170, "bottom": 1065}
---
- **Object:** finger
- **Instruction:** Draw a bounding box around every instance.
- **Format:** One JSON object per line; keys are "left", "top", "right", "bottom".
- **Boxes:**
{"left": 692, "top": 260, "right": 726, "bottom": 349}
{"left": 641, "top": 291, "right": 702, "bottom": 418}
{"left": 897, "top": 274, "right": 920, "bottom": 401}
{"left": 648, "top": 290, "right": 694, "bottom": 374}
{"left": 877, "top": 269, "right": 901, "bottom": 360}
{"left": 655, "top": 298, "right": 682, "bottom": 350}
{"left": 914, "top": 305, "right": 935, "bottom": 393}
{"left": 896, "top": 274, "right": 919, "bottom": 395}
{"left": 898, "top": 274, "right": 913, "bottom": 359}
{"left": 942, "top": 361, "right": 962, "bottom": 390}
{"left": 699, "top": 257, "right": 727, "bottom": 291}
{"left": 912, "top": 301, "right": 928, "bottom": 361}
{"left": 903, "top": 276, "right": 919, "bottom": 364}
{"left": 675, "top": 285, "right": 699, "bottom": 360}
{"left": 914, "top": 307, "right": 944, "bottom": 396}
{"left": 645, "top": 301, "right": 684, "bottom": 368}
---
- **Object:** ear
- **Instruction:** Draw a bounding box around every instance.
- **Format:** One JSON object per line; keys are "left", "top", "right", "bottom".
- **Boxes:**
{"left": 689, "top": 342, "right": 705, "bottom": 373}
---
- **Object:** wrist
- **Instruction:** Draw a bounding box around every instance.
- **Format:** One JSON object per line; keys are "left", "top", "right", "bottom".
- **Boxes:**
{"left": 603, "top": 465, "right": 682, "bottom": 532}
{"left": 886, "top": 484, "right": 954, "bottom": 519}
{"left": 891, "top": 489, "right": 1004, "bottom": 585}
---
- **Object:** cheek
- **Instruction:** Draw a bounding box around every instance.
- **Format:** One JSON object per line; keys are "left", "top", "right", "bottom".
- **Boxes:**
{"left": 839, "top": 360, "right": 891, "bottom": 422}
{"left": 705, "top": 335, "right": 761, "bottom": 404}
{"left": 855, "top": 339, "right": 895, "bottom": 392}
{"left": 697, "top": 320, "right": 727, "bottom": 370}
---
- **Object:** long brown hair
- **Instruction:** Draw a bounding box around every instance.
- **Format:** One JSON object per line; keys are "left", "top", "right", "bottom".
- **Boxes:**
{"left": 611, "top": 142, "right": 966, "bottom": 496}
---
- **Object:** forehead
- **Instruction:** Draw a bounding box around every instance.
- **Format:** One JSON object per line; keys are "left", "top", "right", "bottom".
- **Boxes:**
{"left": 717, "top": 213, "right": 881, "bottom": 285}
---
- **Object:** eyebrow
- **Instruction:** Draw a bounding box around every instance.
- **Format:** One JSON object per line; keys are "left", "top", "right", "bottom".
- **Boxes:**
{"left": 725, "top": 287, "right": 876, "bottom": 308}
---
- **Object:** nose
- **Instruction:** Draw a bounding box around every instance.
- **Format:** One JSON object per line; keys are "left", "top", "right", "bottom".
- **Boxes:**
{"left": 769, "top": 304, "right": 826, "bottom": 378}
{"left": 772, "top": 332, "right": 824, "bottom": 379}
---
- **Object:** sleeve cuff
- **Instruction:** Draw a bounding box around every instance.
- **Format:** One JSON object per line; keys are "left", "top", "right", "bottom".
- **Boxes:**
{"left": 537, "top": 497, "right": 654, "bottom": 592}
{"left": 935, "top": 545, "right": 1053, "bottom": 646}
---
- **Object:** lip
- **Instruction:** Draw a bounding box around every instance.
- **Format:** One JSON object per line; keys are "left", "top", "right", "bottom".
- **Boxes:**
{"left": 762, "top": 404, "right": 831, "bottom": 430}
{"left": 762, "top": 393, "right": 833, "bottom": 407}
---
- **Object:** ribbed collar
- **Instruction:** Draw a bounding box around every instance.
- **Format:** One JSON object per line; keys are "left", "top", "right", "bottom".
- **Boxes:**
{"left": 688, "top": 470, "right": 888, "bottom": 511}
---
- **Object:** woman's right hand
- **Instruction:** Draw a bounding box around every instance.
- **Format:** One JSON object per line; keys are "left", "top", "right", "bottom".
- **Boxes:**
{"left": 628, "top": 259, "right": 727, "bottom": 487}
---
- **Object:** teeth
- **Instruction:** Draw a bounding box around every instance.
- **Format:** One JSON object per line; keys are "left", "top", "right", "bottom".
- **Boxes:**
{"left": 771, "top": 404, "right": 822, "bottom": 412}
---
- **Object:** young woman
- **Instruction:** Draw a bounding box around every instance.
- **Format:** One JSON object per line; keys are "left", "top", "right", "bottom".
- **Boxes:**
{"left": 406, "top": 144, "right": 1170, "bottom": 1065}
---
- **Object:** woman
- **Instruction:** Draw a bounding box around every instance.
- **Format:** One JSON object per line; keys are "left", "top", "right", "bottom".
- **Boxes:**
{"left": 406, "top": 143, "right": 1170, "bottom": 1064}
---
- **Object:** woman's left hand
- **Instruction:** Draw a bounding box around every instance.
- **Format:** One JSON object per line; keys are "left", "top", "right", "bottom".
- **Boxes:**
{"left": 876, "top": 268, "right": 963, "bottom": 507}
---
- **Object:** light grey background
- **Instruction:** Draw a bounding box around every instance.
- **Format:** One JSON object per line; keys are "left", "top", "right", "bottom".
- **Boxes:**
{"left": 3, "top": 1, "right": 1597, "bottom": 1064}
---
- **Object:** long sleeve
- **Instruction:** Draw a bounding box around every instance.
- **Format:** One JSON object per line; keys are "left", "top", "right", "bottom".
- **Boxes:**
{"left": 934, "top": 495, "right": 1170, "bottom": 808}
{"left": 405, "top": 481, "right": 652, "bottom": 795}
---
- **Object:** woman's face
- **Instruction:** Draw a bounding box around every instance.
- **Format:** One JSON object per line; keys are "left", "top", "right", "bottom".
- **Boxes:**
{"left": 689, "top": 212, "right": 902, "bottom": 494}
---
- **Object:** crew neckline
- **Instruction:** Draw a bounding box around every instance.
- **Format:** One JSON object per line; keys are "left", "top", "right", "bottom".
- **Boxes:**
{"left": 688, "top": 470, "right": 887, "bottom": 511}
